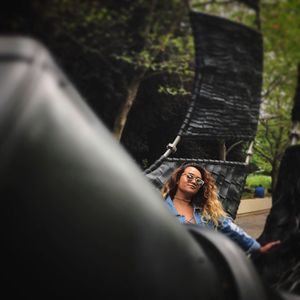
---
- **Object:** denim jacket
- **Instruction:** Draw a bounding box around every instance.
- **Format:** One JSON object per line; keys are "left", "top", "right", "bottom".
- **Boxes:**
{"left": 165, "top": 196, "right": 261, "bottom": 254}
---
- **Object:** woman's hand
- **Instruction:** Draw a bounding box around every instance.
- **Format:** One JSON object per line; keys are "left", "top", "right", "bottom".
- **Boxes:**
{"left": 259, "top": 240, "right": 281, "bottom": 253}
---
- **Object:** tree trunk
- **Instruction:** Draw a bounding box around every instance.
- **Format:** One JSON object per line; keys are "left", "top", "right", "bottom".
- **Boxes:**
{"left": 113, "top": 76, "right": 142, "bottom": 141}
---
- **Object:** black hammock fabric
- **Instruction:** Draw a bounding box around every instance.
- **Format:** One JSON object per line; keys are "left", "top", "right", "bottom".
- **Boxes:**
{"left": 179, "top": 12, "right": 263, "bottom": 141}
{"left": 146, "top": 158, "right": 248, "bottom": 219}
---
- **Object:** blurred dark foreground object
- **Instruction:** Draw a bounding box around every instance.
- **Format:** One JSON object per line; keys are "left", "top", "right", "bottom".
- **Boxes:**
{"left": 253, "top": 145, "right": 300, "bottom": 296}
{"left": 0, "top": 37, "right": 298, "bottom": 300}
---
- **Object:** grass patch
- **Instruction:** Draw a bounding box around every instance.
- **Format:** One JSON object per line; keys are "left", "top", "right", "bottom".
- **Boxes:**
{"left": 246, "top": 174, "right": 271, "bottom": 189}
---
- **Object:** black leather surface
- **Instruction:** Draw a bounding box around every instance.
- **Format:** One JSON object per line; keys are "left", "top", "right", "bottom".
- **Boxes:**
{"left": 1, "top": 35, "right": 297, "bottom": 300}
{"left": 0, "top": 37, "right": 219, "bottom": 298}
{"left": 186, "top": 225, "right": 267, "bottom": 300}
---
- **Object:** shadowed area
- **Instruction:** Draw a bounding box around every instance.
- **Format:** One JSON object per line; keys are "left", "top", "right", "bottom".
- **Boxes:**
{"left": 1, "top": 35, "right": 298, "bottom": 300}
{"left": 253, "top": 145, "right": 300, "bottom": 295}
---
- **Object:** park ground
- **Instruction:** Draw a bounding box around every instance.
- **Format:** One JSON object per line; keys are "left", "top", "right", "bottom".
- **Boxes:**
{"left": 235, "top": 197, "right": 271, "bottom": 239}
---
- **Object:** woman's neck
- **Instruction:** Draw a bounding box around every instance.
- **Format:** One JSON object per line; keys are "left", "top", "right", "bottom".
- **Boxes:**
{"left": 173, "top": 195, "right": 192, "bottom": 205}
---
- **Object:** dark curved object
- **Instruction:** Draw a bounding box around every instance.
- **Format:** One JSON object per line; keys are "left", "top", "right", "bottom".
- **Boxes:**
{"left": 186, "top": 225, "right": 300, "bottom": 300}
{"left": 1, "top": 36, "right": 298, "bottom": 300}
{"left": 145, "top": 157, "right": 248, "bottom": 219}
{"left": 185, "top": 225, "right": 267, "bottom": 300}
{"left": 292, "top": 64, "right": 300, "bottom": 123}
{"left": 179, "top": 12, "right": 263, "bottom": 141}
{"left": 252, "top": 145, "right": 300, "bottom": 296}
{"left": 0, "top": 37, "right": 216, "bottom": 298}
{"left": 258, "top": 145, "right": 300, "bottom": 244}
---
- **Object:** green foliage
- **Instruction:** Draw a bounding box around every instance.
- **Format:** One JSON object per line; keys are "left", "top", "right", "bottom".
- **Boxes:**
{"left": 246, "top": 174, "right": 272, "bottom": 189}
{"left": 253, "top": 0, "right": 300, "bottom": 187}
{"left": 251, "top": 152, "right": 272, "bottom": 174}
{"left": 35, "top": 0, "right": 194, "bottom": 84}
{"left": 28, "top": 0, "right": 196, "bottom": 140}
{"left": 158, "top": 85, "right": 191, "bottom": 96}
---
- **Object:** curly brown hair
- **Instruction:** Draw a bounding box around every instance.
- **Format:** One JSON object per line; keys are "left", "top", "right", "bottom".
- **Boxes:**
{"left": 161, "top": 162, "right": 227, "bottom": 225}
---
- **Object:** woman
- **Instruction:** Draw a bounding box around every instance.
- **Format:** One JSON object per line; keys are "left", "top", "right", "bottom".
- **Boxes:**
{"left": 162, "top": 163, "right": 280, "bottom": 255}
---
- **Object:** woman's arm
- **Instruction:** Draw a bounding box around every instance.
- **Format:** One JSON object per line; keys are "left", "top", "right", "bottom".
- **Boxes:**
{"left": 218, "top": 217, "right": 261, "bottom": 254}
{"left": 218, "top": 218, "right": 280, "bottom": 254}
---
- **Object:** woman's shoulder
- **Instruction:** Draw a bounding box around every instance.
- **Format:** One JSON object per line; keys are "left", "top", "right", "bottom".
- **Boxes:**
{"left": 164, "top": 195, "right": 174, "bottom": 208}
{"left": 164, "top": 195, "right": 172, "bottom": 202}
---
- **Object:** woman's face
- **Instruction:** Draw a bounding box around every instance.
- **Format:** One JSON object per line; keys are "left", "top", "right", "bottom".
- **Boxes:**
{"left": 177, "top": 166, "right": 204, "bottom": 196}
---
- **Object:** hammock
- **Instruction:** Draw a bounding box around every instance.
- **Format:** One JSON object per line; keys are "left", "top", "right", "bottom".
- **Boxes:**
{"left": 145, "top": 11, "right": 263, "bottom": 219}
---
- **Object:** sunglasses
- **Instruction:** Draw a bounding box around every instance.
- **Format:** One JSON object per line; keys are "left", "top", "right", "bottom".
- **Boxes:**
{"left": 182, "top": 173, "right": 205, "bottom": 187}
